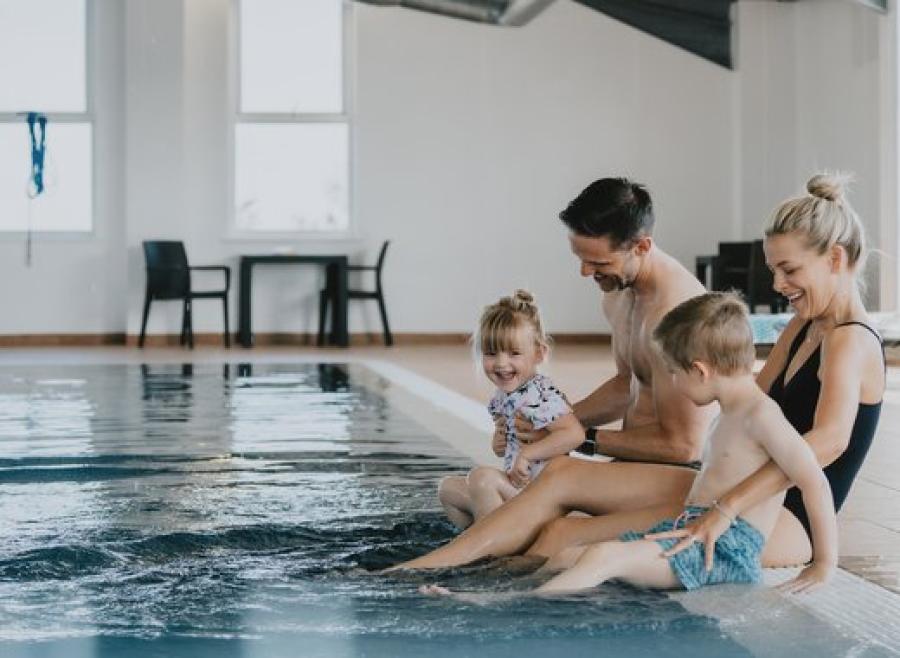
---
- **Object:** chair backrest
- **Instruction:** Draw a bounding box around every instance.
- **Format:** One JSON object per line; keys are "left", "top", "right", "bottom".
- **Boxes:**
{"left": 375, "top": 240, "right": 391, "bottom": 273}
{"left": 748, "top": 239, "right": 780, "bottom": 310}
{"left": 715, "top": 241, "right": 753, "bottom": 296}
{"left": 143, "top": 241, "right": 190, "bottom": 299}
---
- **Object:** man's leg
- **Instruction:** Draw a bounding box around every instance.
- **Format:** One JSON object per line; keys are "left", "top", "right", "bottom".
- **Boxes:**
{"left": 438, "top": 475, "right": 474, "bottom": 530}
{"left": 391, "top": 456, "right": 696, "bottom": 571}
{"left": 535, "top": 539, "right": 679, "bottom": 595}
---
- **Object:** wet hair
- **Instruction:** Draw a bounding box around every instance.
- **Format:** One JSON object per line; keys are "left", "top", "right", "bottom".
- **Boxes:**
{"left": 652, "top": 292, "right": 755, "bottom": 376}
{"left": 475, "top": 290, "right": 549, "bottom": 356}
{"left": 559, "top": 177, "right": 655, "bottom": 248}
{"left": 765, "top": 172, "right": 866, "bottom": 271}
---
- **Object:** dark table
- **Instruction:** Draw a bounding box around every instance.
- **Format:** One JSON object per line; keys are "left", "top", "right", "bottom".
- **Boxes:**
{"left": 238, "top": 254, "right": 349, "bottom": 348}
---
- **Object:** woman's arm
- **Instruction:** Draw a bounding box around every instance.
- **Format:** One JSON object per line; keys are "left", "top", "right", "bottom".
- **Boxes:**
{"left": 659, "top": 325, "right": 876, "bottom": 564}
{"left": 719, "top": 326, "right": 868, "bottom": 514}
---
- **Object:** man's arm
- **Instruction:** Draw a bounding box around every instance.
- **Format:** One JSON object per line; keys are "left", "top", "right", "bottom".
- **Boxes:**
{"left": 572, "top": 372, "right": 632, "bottom": 428}
{"left": 593, "top": 348, "right": 715, "bottom": 464}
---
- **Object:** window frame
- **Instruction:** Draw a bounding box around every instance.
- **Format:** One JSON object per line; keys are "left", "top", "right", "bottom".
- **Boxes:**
{"left": 0, "top": 0, "right": 95, "bottom": 239}
{"left": 227, "top": 0, "right": 356, "bottom": 241}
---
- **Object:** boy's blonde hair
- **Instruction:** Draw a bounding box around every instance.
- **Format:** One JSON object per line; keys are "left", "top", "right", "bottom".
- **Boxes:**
{"left": 652, "top": 292, "right": 755, "bottom": 375}
{"left": 475, "top": 290, "right": 549, "bottom": 356}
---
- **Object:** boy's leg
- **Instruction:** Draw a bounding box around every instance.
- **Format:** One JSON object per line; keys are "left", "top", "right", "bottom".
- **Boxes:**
{"left": 535, "top": 540, "right": 679, "bottom": 595}
{"left": 467, "top": 466, "right": 519, "bottom": 520}
{"left": 438, "top": 475, "right": 474, "bottom": 530}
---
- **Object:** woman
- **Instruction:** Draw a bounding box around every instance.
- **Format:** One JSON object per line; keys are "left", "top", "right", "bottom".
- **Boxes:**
{"left": 394, "top": 172, "right": 884, "bottom": 574}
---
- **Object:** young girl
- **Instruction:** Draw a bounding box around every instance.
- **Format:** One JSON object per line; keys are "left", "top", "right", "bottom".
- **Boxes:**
{"left": 437, "top": 290, "right": 585, "bottom": 529}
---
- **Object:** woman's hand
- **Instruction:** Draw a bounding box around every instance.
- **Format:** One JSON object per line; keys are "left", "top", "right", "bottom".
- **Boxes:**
{"left": 508, "top": 455, "right": 531, "bottom": 488}
{"left": 645, "top": 507, "right": 733, "bottom": 572}
{"left": 513, "top": 413, "right": 549, "bottom": 445}
{"left": 492, "top": 417, "right": 507, "bottom": 457}
{"left": 777, "top": 561, "right": 835, "bottom": 595}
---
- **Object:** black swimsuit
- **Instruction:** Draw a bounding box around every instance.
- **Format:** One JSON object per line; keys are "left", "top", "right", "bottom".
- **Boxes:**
{"left": 767, "top": 320, "right": 884, "bottom": 539}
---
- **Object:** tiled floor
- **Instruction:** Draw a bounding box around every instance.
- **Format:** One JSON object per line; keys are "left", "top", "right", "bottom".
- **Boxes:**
{"left": 2, "top": 342, "right": 898, "bottom": 594}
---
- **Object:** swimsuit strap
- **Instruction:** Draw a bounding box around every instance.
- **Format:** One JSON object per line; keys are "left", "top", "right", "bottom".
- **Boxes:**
{"left": 834, "top": 320, "right": 886, "bottom": 370}
{"left": 786, "top": 321, "right": 813, "bottom": 361}
{"left": 834, "top": 321, "right": 883, "bottom": 345}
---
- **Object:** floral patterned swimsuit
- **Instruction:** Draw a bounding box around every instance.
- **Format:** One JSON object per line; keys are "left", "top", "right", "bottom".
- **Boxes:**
{"left": 488, "top": 373, "right": 572, "bottom": 481}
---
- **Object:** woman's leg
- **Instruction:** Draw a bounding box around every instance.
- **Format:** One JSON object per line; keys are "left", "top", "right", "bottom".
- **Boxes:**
{"left": 391, "top": 456, "right": 696, "bottom": 570}
{"left": 526, "top": 502, "right": 684, "bottom": 558}
{"left": 438, "top": 475, "right": 474, "bottom": 530}
{"left": 535, "top": 539, "right": 679, "bottom": 595}
{"left": 762, "top": 508, "right": 813, "bottom": 567}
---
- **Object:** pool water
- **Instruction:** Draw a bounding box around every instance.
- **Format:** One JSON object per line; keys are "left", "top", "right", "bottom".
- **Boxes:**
{"left": 0, "top": 362, "right": 893, "bottom": 657}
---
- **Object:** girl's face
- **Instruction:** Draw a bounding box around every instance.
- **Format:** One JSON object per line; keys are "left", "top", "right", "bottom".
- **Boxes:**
{"left": 481, "top": 325, "right": 545, "bottom": 393}
{"left": 764, "top": 232, "right": 843, "bottom": 321}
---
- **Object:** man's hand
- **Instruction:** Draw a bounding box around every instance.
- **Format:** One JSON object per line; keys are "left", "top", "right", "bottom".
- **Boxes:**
{"left": 491, "top": 417, "right": 507, "bottom": 457}
{"left": 508, "top": 454, "right": 531, "bottom": 488}
{"left": 512, "top": 413, "right": 549, "bottom": 445}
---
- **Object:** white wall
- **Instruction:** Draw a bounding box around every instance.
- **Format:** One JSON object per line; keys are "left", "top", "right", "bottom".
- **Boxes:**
{"left": 735, "top": 0, "right": 898, "bottom": 309}
{"left": 0, "top": 0, "right": 895, "bottom": 337}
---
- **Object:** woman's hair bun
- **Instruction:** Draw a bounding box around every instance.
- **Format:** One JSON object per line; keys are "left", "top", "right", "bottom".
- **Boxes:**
{"left": 807, "top": 172, "right": 851, "bottom": 202}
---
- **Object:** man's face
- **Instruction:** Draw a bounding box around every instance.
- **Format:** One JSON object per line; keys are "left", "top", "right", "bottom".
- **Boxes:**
{"left": 568, "top": 233, "right": 640, "bottom": 292}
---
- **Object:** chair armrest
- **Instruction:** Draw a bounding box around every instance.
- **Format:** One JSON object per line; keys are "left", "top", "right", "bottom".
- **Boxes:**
{"left": 189, "top": 265, "right": 231, "bottom": 290}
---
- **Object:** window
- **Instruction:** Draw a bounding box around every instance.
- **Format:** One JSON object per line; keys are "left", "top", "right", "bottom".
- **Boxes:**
{"left": 234, "top": 0, "right": 350, "bottom": 234}
{"left": 0, "top": 0, "right": 92, "bottom": 233}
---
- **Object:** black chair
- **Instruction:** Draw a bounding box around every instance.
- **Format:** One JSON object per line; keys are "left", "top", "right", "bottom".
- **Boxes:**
{"left": 318, "top": 240, "right": 392, "bottom": 347}
{"left": 698, "top": 240, "right": 785, "bottom": 313}
{"left": 139, "top": 241, "right": 231, "bottom": 349}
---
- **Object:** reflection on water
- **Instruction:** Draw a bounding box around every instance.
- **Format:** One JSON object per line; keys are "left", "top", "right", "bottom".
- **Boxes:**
{"left": 0, "top": 363, "right": 881, "bottom": 657}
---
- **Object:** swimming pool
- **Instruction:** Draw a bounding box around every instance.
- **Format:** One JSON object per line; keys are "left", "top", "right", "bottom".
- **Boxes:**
{"left": 0, "top": 361, "right": 896, "bottom": 657}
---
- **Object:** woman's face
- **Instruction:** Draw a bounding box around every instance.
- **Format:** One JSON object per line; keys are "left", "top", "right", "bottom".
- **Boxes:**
{"left": 763, "top": 232, "right": 839, "bottom": 320}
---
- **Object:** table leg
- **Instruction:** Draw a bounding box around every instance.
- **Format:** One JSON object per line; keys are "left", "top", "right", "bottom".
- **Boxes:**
{"left": 332, "top": 258, "right": 349, "bottom": 348}
{"left": 238, "top": 259, "right": 253, "bottom": 347}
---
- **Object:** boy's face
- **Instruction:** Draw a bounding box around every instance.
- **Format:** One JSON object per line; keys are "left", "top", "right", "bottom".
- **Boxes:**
{"left": 481, "top": 326, "right": 545, "bottom": 393}
{"left": 671, "top": 361, "right": 716, "bottom": 406}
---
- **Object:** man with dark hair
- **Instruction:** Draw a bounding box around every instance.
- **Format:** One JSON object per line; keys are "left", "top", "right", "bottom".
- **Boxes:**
{"left": 393, "top": 177, "right": 715, "bottom": 571}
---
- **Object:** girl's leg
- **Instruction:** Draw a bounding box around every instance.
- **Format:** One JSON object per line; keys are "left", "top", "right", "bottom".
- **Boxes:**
{"left": 391, "top": 457, "right": 696, "bottom": 571}
{"left": 438, "top": 475, "right": 474, "bottom": 530}
{"left": 536, "top": 540, "right": 679, "bottom": 595}
{"left": 761, "top": 508, "right": 813, "bottom": 567}
{"left": 467, "top": 466, "right": 519, "bottom": 520}
{"left": 526, "top": 502, "right": 683, "bottom": 559}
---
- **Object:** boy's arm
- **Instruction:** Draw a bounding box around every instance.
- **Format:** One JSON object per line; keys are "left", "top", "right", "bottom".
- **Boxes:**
{"left": 592, "top": 347, "right": 715, "bottom": 463}
{"left": 750, "top": 408, "right": 838, "bottom": 577}
{"left": 519, "top": 413, "right": 585, "bottom": 463}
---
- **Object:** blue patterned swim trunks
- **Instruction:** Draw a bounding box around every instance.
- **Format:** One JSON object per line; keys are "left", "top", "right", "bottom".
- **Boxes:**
{"left": 620, "top": 505, "right": 765, "bottom": 591}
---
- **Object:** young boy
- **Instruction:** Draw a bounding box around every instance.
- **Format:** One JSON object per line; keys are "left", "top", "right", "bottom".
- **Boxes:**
{"left": 425, "top": 292, "right": 837, "bottom": 597}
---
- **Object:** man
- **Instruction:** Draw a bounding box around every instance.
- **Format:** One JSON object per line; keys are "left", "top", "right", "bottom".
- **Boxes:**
{"left": 393, "top": 178, "right": 715, "bottom": 570}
